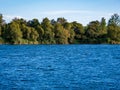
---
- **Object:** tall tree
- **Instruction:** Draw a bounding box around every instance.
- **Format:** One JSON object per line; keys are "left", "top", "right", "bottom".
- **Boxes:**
{"left": 107, "top": 14, "right": 120, "bottom": 43}
{"left": 108, "top": 13, "right": 120, "bottom": 26}
{"left": 41, "top": 18, "right": 55, "bottom": 44}
{"left": 0, "top": 14, "right": 2, "bottom": 36}
{"left": 63, "top": 22, "right": 75, "bottom": 43}
{"left": 100, "top": 17, "right": 106, "bottom": 34}
{"left": 54, "top": 23, "right": 70, "bottom": 44}
{"left": 30, "top": 27, "right": 39, "bottom": 43}
{"left": 0, "top": 14, "right": 5, "bottom": 37}
{"left": 86, "top": 21, "right": 100, "bottom": 38}
{"left": 72, "top": 21, "right": 84, "bottom": 43}
{"left": 36, "top": 25, "right": 44, "bottom": 43}
{"left": 97, "top": 17, "right": 107, "bottom": 43}
{"left": 21, "top": 24, "right": 31, "bottom": 40}
{"left": 6, "top": 22, "right": 22, "bottom": 44}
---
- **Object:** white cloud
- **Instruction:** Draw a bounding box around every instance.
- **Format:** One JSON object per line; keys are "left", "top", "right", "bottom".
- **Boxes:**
{"left": 39, "top": 10, "right": 113, "bottom": 25}
{"left": 40, "top": 10, "right": 115, "bottom": 16}
{"left": 41, "top": 10, "right": 93, "bottom": 15}
{"left": 2, "top": 11, "right": 116, "bottom": 25}
{"left": 3, "top": 15, "right": 24, "bottom": 22}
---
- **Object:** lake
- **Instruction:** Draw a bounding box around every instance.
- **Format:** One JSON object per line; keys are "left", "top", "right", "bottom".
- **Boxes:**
{"left": 0, "top": 45, "right": 120, "bottom": 90}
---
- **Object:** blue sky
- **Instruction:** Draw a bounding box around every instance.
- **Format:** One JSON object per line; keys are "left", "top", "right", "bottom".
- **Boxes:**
{"left": 0, "top": 0, "right": 120, "bottom": 25}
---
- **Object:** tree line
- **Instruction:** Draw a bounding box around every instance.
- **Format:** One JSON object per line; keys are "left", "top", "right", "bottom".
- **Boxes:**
{"left": 0, "top": 13, "right": 120, "bottom": 44}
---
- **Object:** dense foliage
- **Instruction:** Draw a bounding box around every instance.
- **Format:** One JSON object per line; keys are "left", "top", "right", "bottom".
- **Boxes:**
{"left": 0, "top": 13, "right": 120, "bottom": 44}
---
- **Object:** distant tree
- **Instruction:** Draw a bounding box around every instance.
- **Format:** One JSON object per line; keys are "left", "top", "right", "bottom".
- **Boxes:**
{"left": 30, "top": 27, "right": 39, "bottom": 43}
{"left": 107, "top": 14, "right": 120, "bottom": 43}
{"left": 27, "top": 18, "right": 40, "bottom": 28}
{"left": 5, "top": 22, "right": 22, "bottom": 44}
{"left": 86, "top": 21, "right": 100, "bottom": 38}
{"left": 0, "top": 14, "right": 5, "bottom": 37}
{"left": 85, "top": 20, "right": 101, "bottom": 43}
{"left": 36, "top": 25, "right": 44, "bottom": 43}
{"left": 1, "top": 12, "right": 120, "bottom": 44}
{"left": 0, "top": 14, "right": 5, "bottom": 43}
{"left": 97, "top": 17, "right": 107, "bottom": 43}
{"left": 108, "top": 13, "right": 120, "bottom": 26}
{"left": 12, "top": 18, "right": 27, "bottom": 25}
{"left": 0, "top": 14, "right": 2, "bottom": 25}
{"left": 21, "top": 24, "right": 31, "bottom": 40}
{"left": 51, "top": 19, "right": 56, "bottom": 25}
{"left": 107, "top": 24, "right": 120, "bottom": 42}
{"left": 57, "top": 17, "right": 67, "bottom": 24}
{"left": 41, "top": 18, "right": 55, "bottom": 44}
{"left": 100, "top": 17, "right": 106, "bottom": 34}
{"left": 0, "top": 14, "right": 2, "bottom": 36}
{"left": 72, "top": 22, "right": 84, "bottom": 37}
{"left": 12, "top": 18, "right": 29, "bottom": 44}
{"left": 54, "top": 23, "right": 70, "bottom": 44}
{"left": 71, "top": 21, "right": 85, "bottom": 43}
{"left": 63, "top": 22, "right": 75, "bottom": 43}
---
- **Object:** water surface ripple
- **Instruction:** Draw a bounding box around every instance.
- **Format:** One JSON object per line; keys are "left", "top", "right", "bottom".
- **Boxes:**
{"left": 0, "top": 45, "right": 120, "bottom": 90}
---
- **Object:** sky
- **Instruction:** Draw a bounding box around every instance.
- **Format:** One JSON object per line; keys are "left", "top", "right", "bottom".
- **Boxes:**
{"left": 0, "top": 0, "right": 120, "bottom": 25}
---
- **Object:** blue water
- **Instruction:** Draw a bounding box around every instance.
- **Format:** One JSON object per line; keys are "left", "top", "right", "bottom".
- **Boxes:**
{"left": 0, "top": 45, "right": 120, "bottom": 90}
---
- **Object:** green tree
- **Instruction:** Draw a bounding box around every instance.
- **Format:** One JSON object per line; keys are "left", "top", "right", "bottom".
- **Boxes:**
{"left": 107, "top": 14, "right": 120, "bottom": 43}
{"left": 41, "top": 18, "right": 55, "bottom": 44}
{"left": 108, "top": 13, "right": 120, "bottom": 26}
{"left": 54, "top": 23, "right": 70, "bottom": 44}
{"left": 85, "top": 21, "right": 101, "bottom": 43}
{"left": 27, "top": 18, "right": 40, "bottom": 28}
{"left": 30, "top": 27, "right": 39, "bottom": 43}
{"left": 0, "top": 14, "right": 2, "bottom": 35}
{"left": 21, "top": 24, "right": 31, "bottom": 40}
{"left": 51, "top": 19, "right": 56, "bottom": 25}
{"left": 0, "top": 14, "right": 5, "bottom": 43}
{"left": 0, "top": 14, "right": 5, "bottom": 37}
{"left": 20, "top": 24, "right": 39, "bottom": 44}
{"left": 0, "top": 14, "right": 2, "bottom": 37}
{"left": 57, "top": 17, "right": 67, "bottom": 24}
{"left": 96, "top": 17, "right": 107, "bottom": 43}
{"left": 86, "top": 21, "right": 100, "bottom": 38}
{"left": 100, "top": 17, "right": 106, "bottom": 34}
{"left": 36, "top": 25, "right": 44, "bottom": 43}
{"left": 72, "top": 21, "right": 84, "bottom": 43}
{"left": 12, "top": 18, "right": 27, "bottom": 25}
{"left": 1, "top": 12, "right": 120, "bottom": 44}
{"left": 72, "top": 22, "right": 84, "bottom": 37}
{"left": 63, "top": 22, "right": 75, "bottom": 43}
{"left": 6, "top": 22, "right": 22, "bottom": 44}
{"left": 107, "top": 24, "right": 120, "bottom": 42}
